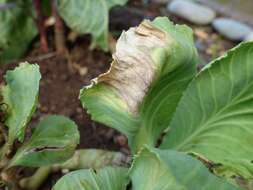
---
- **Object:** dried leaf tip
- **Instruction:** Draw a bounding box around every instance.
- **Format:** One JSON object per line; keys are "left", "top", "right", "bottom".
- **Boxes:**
{"left": 96, "top": 20, "right": 168, "bottom": 114}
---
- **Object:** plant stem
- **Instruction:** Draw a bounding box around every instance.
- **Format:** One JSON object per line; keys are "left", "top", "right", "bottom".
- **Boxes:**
{"left": 19, "top": 149, "right": 129, "bottom": 190}
{"left": 19, "top": 166, "right": 51, "bottom": 190}
{"left": 53, "top": 149, "right": 130, "bottom": 171}
{"left": 51, "top": 0, "right": 66, "bottom": 54}
{"left": 0, "top": 142, "right": 13, "bottom": 169}
{"left": 0, "top": 124, "right": 7, "bottom": 146}
{"left": 0, "top": 135, "right": 17, "bottom": 188}
{"left": 33, "top": 0, "right": 49, "bottom": 52}
{"left": 1, "top": 167, "right": 21, "bottom": 190}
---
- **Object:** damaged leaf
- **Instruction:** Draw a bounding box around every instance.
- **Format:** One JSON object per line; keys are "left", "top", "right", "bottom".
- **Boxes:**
{"left": 9, "top": 115, "right": 79, "bottom": 167}
{"left": 80, "top": 17, "right": 198, "bottom": 152}
{"left": 130, "top": 147, "right": 240, "bottom": 190}
{"left": 1, "top": 62, "right": 41, "bottom": 143}
{"left": 53, "top": 166, "right": 128, "bottom": 190}
{"left": 161, "top": 42, "right": 253, "bottom": 179}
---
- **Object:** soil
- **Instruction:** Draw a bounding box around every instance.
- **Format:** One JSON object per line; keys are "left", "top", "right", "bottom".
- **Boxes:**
{"left": 0, "top": 1, "right": 237, "bottom": 189}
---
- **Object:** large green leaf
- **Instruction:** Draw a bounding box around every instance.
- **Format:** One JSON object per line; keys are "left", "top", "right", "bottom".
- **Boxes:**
{"left": 9, "top": 115, "right": 79, "bottom": 167}
{"left": 0, "top": 0, "right": 37, "bottom": 63}
{"left": 80, "top": 17, "right": 198, "bottom": 152}
{"left": 1, "top": 62, "right": 40, "bottom": 143}
{"left": 130, "top": 147, "right": 240, "bottom": 190}
{"left": 161, "top": 42, "right": 253, "bottom": 179}
{"left": 57, "top": 0, "right": 127, "bottom": 51}
{"left": 52, "top": 166, "right": 128, "bottom": 190}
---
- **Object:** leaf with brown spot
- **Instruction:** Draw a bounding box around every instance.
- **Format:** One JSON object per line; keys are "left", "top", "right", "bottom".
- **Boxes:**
{"left": 80, "top": 17, "right": 199, "bottom": 152}
{"left": 9, "top": 115, "right": 79, "bottom": 167}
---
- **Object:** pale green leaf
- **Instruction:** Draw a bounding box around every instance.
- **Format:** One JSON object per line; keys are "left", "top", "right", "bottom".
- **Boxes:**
{"left": 130, "top": 147, "right": 240, "bottom": 190}
{"left": 9, "top": 115, "right": 80, "bottom": 167}
{"left": 57, "top": 0, "right": 127, "bottom": 51}
{"left": 80, "top": 17, "right": 198, "bottom": 152}
{"left": 0, "top": 0, "right": 37, "bottom": 63}
{"left": 55, "top": 149, "right": 128, "bottom": 171}
{"left": 106, "top": 0, "right": 127, "bottom": 9}
{"left": 1, "top": 62, "right": 41, "bottom": 143}
{"left": 161, "top": 42, "right": 253, "bottom": 179}
{"left": 52, "top": 166, "right": 128, "bottom": 190}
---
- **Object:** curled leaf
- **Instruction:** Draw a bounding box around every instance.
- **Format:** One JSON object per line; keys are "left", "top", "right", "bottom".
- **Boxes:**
{"left": 97, "top": 20, "right": 167, "bottom": 114}
{"left": 80, "top": 17, "right": 198, "bottom": 152}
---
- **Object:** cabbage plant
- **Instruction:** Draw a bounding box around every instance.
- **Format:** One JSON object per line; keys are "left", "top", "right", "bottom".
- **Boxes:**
{"left": 53, "top": 17, "right": 253, "bottom": 189}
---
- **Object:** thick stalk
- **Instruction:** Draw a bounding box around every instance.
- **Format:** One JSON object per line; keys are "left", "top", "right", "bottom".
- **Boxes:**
{"left": 51, "top": 0, "right": 66, "bottom": 54}
{"left": 19, "top": 167, "right": 51, "bottom": 190}
{"left": 0, "top": 143, "right": 18, "bottom": 189}
{"left": 19, "top": 149, "right": 129, "bottom": 190}
{"left": 53, "top": 149, "right": 129, "bottom": 171}
{"left": 0, "top": 141, "right": 13, "bottom": 169}
{"left": 0, "top": 124, "right": 7, "bottom": 147}
{"left": 33, "top": 0, "right": 49, "bottom": 52}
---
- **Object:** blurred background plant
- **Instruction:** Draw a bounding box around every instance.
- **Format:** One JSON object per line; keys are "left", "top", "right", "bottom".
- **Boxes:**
{"left": 0, "top": 0, "right": 127, "bottom": 64}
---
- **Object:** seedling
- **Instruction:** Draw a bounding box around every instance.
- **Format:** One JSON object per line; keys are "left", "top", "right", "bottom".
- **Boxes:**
{"left": 0, "top": 63, "right": 79, "bottom": 189}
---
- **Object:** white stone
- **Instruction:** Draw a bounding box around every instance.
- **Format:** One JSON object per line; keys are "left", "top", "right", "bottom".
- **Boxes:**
{"left": 167, "top": 0, "right": 216, "bottom": 25}
{"left": 244, "top": 32, "right": 253, "bottom": 42}
{"left": 213, "top": 18, "right": 252, "bottom": 41}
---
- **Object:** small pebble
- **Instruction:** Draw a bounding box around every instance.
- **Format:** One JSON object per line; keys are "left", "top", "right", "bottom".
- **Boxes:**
{"left": 79, "top": 67, "right": 88, "bottom": 76}
{"left": 213, "top": 18, "right": 252, "bottom": 41}
{"left": 195, "top": 40, "right": 206, "bottom": 52}
{"left": 62, "top": 169, "right": 70, "bottom": 174}
{"left": 45, "top": 16, "right": 55, "bottom": 27}
{"left": 194, "top": 28, "right": 209, "bottom": 40}
{"left": 244, "top": 32, "right": 253, "bottom": 42}
{"left": 167, "top": 0, "right": 216, "bottom": 25}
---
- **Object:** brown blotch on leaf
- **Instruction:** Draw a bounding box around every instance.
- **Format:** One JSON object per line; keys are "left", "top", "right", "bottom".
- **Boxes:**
{"left": 96, "top": 20, "right": 168, "bottom": 114}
